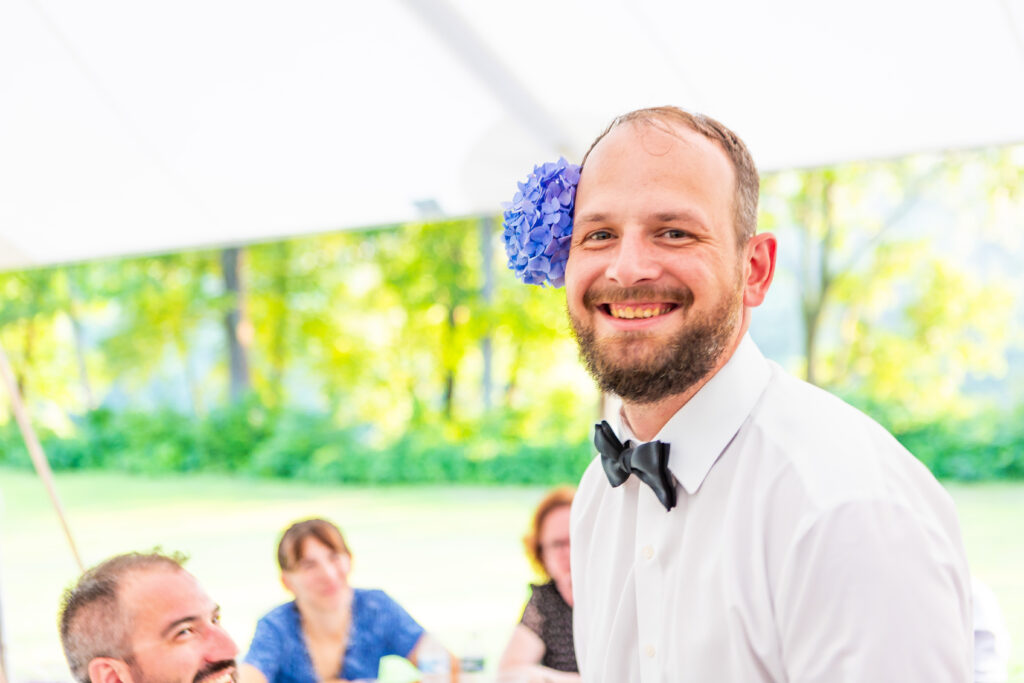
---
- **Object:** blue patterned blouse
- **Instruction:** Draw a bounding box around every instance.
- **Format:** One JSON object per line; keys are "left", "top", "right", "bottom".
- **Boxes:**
{"left": 243, "top": 589, "right": 425, "bottom": 682}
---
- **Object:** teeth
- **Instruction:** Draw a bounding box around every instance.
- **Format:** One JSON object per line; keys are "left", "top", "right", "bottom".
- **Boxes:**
{"left": 610, "top": 304, "right": 670, "bottom": 319}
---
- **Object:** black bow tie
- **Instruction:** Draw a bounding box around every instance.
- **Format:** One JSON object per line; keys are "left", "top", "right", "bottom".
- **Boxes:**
{"left": 594, "top": 420, "right": 677, "bottom": 511}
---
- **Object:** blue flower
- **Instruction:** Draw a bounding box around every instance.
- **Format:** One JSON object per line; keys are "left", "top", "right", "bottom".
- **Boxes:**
{"left": 501, "top": 157, "right": 581, "bottom": 287}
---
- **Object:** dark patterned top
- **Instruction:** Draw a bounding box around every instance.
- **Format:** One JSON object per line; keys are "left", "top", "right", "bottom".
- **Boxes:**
{"left": 520, "top": 581, "right": 578, "bottom": 672}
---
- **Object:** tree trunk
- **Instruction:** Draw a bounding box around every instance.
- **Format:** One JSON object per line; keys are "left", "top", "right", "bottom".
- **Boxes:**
{"left": 17, "top": 319, "right": 34, "bottom": 400}
{"left": 479, "top": 216, "right": 494, "bottom": 411}
{"left": 442, "top": 306, "right": 455, "bottom": 420}
{"left": 63, "top": 269, "right": 97, "bottom": 411}
{"left": 221, "top": 247, "right": 251, "bottom": 401}
{"left": 800, "top": 171, "right": 835, "bottom": 386}
{"left": 269, "top": 242, "right": 290, "bottom": 406}
{"left": 175, "top": 335, "right": 205, "bottom": 417}
{"left": 504, "top": 343, "right": 522, "bottom": 408}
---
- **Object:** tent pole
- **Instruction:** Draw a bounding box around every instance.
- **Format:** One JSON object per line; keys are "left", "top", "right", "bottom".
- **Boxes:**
{"left": 0, "top": 340, "right": 83, "bottom": 572}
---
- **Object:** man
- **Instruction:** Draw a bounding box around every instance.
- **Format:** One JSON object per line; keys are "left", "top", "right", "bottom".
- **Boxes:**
{"left": 59, "top": 552, "right": 238, "bottom": 683}
{"left": 565, "top": 107, "right": 973, "bottom": 681}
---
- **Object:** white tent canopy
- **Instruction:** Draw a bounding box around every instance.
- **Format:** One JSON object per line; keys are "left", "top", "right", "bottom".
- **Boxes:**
{"left": 2, "top": 0, "right": 1024, "bottom": 271}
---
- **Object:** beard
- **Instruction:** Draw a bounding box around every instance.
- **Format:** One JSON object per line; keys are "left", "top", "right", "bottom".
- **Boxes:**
{"left": 569, "top": 282, "right": 742, "bottom": 404}
{"left": 128, "top": 658, "right": 237, "bottom": 683}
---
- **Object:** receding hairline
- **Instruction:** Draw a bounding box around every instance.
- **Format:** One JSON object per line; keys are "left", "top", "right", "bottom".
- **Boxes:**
{"left": 59, "top": 552, "right": 189, "bottom": 683}
{"left": 585, "top": 114, "right": 714, "bottom": 157}
{"left": 579, "top": 106, "right": 760, "bottom": 243}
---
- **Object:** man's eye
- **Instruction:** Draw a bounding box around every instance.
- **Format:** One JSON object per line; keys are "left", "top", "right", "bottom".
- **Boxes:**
{"left": 663, "top": 229, "right": 690, "bottom": 239}
{"left": 586, "top": 230, "right": 613, "bottom": 242}
{"left": 175, "top": 626, "right": 196, "bottom": 639}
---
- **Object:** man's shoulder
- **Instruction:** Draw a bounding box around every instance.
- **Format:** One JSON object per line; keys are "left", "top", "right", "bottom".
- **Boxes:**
{"left": 755, "top": 362, "right": 898, "bottom": 450}
{"left": 745, "top": 363, "right": 944, "bottom": 507}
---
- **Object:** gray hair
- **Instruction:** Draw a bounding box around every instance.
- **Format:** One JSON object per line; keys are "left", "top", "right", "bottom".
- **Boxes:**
{"left": 58, "top": 551, "right": 187, "bottom": 683}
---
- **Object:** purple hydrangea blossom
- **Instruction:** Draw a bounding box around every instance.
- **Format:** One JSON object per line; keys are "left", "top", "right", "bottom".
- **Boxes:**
{"left": 501, "top": 157, "right": 581, "bottom": 287}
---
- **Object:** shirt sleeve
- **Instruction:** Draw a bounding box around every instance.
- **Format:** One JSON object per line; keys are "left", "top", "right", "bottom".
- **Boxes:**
{"left": 774, "top": 499, "right": 973, "bottom": 682}
{"left": 243, "top": 616, "right": 286, "bottom": 681}
{"left": 374, "top": 591, "right": 425, "bottom": 658}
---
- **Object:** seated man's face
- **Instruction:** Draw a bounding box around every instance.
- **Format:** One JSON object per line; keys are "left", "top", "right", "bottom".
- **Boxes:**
{"left": 118, "top": 567, "right": 238, "bottom": 683}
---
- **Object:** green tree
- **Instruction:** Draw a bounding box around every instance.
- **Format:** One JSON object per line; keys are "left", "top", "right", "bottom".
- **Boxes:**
{"left": 221, "top": 246, "right": 252, "bottom": 401}
{"left": 100, "top": 252, "right": 221, "bottom": 416}
{"left": 0, "top": 266, "right": 102, "bottom": 419}
{"left": 763, "top": 153, "right": 1017, "bottom": 424}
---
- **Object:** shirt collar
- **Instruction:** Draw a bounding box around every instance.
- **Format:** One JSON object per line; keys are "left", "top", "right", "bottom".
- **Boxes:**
{"left": 615, "top": 334, "right": 770, "bottom": 495}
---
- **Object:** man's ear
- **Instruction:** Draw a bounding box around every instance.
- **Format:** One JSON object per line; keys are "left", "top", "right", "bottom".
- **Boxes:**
{"left": 88, "top": 657, "right": 132, "bottom": 683}
{"left": 280, "top": 571, "right": 292, "bottom": 593}
{"left": 742, "top": 232, "right": 777, "bottom": 307}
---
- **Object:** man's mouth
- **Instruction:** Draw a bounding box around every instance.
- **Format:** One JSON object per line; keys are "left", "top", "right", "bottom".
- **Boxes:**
{"left": 195, "top": 662, "right": 236, "bottom": 683}
{"left": 602, "top": 303, "right": 678, "bottom": 320}
{"left": 584, "top": 286, "right": 692, "bottom": 321}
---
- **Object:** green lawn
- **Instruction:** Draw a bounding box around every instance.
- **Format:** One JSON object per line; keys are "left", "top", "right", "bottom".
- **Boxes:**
{"left": 1, "top": 469, "right": 1021, "bottom": 682}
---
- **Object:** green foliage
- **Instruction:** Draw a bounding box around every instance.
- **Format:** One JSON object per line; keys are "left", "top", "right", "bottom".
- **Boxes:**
{"left": 835, "top": 395, "right": 1024, "bottom": 481}
{"left": 197, "top": 394, "right": 274, "bottom": 471}
{"left": 2, "top": 395, "right": 1020, "bottom": 482}
{"left": 0, "top": 399, "right": 594, "bottom": 485}
{"left": 249, "top": 410, "right": 366, "bottom": 479}
{"left": 761, "top": 153, "right": 1021, "bottom": 424}
{"left": 2, "top": 148, "right": 1023, "bottom": 483}
{"left": 895, "top": 418, "right": 1024, "bottom": 481}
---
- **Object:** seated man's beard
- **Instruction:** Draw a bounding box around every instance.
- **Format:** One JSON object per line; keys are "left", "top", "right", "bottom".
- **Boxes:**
{"left": 569, "top": 288, "right": 740, "bottom": 405}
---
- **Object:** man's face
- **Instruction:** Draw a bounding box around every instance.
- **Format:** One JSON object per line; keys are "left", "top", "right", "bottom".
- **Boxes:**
{"left": 565, "top": 119, "right": 748, "bottom": 404}
{"left": 116, "top": 567, "right": 237, "bottom": 683}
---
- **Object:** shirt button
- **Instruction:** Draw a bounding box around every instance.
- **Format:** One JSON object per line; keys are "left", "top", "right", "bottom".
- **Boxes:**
{"left": 643, "top": 545, "right": 655, "bottom": 560}
{"left": 645, "top": 645, "right": 656, "bottom": 658}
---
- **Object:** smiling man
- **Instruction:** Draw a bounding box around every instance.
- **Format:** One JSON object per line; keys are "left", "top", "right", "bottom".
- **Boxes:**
{"left": 59, "top": 552, "right": 238, "bottom": 683}
{"left": 565, "top": 107, "right": 973, "bottom": 681}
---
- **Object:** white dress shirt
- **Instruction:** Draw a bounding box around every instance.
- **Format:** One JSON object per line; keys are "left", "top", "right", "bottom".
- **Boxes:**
{"left": 972, "top": 576, "right": 1010, "bottom": 682}
{"left": 571, "top": 335, "right": 973, "bottom": 682}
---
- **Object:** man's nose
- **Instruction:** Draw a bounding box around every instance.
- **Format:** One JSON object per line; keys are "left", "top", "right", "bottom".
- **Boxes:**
{"left": 605, "top": 230, "right": 662, "bottom": 286}
{"left": 206, "top": 623, "right": 238, "bottom": 661}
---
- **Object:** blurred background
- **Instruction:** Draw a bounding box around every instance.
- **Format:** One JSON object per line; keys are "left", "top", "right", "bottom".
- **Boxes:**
{"left": 2, "top": 0, "right": 1023, "bottom": 680}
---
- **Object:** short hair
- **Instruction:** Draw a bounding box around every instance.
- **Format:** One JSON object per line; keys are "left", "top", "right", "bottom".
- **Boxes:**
{"left": 581, "top": 106, "right": 760, "bottom": 245}
{"left": 277, "top": 518, "right": 350, "bottom": 571}
{"left": 58, "top": 551, "right": 187, "bottom": 683}
{"left": 522, "top": 486, "right": 575, "bottom": 578}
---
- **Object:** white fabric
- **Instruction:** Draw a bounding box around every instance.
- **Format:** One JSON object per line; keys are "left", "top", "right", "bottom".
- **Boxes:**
{"left": 972, "top": 576, "right": 1011, "bottom": 683}
{"left": 571, "top": 335, "right": 973, "bottom": 682}
{"left": 5, "top": 1, "right": 1024, "bottom": 271}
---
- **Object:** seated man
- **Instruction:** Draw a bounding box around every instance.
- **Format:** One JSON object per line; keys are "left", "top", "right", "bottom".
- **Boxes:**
{"left": 59, "top": 551, "right": 238, "bottom": 683}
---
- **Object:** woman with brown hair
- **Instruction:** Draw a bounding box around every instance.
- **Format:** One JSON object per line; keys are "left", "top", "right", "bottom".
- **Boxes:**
{"left": 498, "top": 487, "right": 581, "bottom": 682}
{"left": 239, "top": 518, "right": 454, "bottom": 683}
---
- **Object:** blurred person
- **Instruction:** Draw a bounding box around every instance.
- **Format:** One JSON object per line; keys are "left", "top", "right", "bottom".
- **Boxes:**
{"left": 498, "top": 487, "right": 580, "bottom": 682}
{"left": 239, "top": 517, "right": 456, "bottom": 683}
{"left": 58, "top": 551, "right": 238, "bottom": 683}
